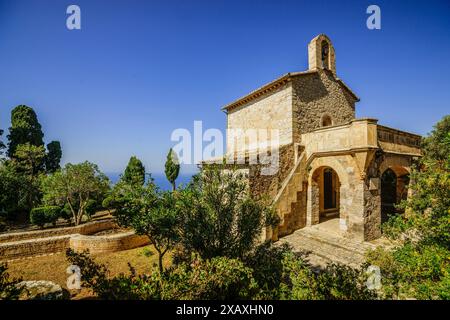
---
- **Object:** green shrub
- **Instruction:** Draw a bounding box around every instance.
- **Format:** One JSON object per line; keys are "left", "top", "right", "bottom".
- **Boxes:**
{"left": 66, "top": 249, "right": 259, "bottom": 300}
{"left": 30, "top": 206, "right": 61, "bottom": 228}
{"left": 367, "top": 243, "right": 450, "bottom": 299}
{"left": 280, "top": 252, "right": 378, "bottom": 300}
{"left": 244, "top": 242, "right": 292, "bottom": 299}
{"left": 85, "top": 199, "right": 99, "bottom": 218}
{"left": 60, "top": 203, "right": 73, "bottom": 223}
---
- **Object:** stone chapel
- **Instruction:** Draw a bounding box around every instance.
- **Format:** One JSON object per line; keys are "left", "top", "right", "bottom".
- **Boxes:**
{"left": 221, "top": 34, "right": 422, "bottom": 243}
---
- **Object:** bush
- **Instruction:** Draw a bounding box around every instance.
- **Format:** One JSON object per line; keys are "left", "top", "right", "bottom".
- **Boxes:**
{"left": 280, "top": 252, "right": 377, "bottom": 300}
{"left": 244, "top": 242, "right": 292, "bottom": 299}
{"left": 177, "top": 164, "right": 278, "bottom": 261}
{"left": 367, "top": 243, "right": 450, "bottom": 299}
{"left": 85, "top": 199, "right": 100, "bottom": 218}
{"left": 65, "top": 249, "right": 259, "bottom": 300}
{"left": 30, "top": 206, "right": 61, "bottom": 228}
{"left": 60, "top": 203, "right": 73, "bottom": 224}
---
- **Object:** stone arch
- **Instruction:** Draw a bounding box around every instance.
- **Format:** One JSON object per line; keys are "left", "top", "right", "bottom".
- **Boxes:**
{"left": 379, "top": 154, "right": 412, "bottom": 176}
{"left": 321, "top": 40, "right": 330, "bottom": 69}
{"left": 308, "top": 156, "right": 350, "bottom": 186}
{"left": 379, "top": 154, "right": 412, "bottom": 224}
{"left": 306, "top": 156, "right": 352, "bottom": 229}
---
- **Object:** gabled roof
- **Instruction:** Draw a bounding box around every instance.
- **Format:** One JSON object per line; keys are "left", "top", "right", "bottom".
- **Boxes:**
{"left": 222, "top": 69, "right": 360, "bottom": 113}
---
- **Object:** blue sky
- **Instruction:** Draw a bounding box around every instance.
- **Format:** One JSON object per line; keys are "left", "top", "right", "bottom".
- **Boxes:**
{"left": 0, "top": 0, "right": 449, "bottom": 174}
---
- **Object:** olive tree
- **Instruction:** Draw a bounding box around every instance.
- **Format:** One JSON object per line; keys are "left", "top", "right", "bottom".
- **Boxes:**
{"left": 109, "top": 179, "right": 179, "bottom": 273}
{"left": 41, "top": 161, "right": 110, "bottom": 225}
{"left": 177, "top": 164, "right": 278, "bottom": 260}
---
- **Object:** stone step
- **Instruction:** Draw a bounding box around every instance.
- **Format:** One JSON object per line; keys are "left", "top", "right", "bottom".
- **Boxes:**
{"left": 279, "top": 228, "right": 375, "bottom": 268}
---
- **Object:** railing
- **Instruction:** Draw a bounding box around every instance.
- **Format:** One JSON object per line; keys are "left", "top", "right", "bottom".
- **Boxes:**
{"left": 377, "top": 125, "right": 421, "bottom": 148}
{"left": 300, "top": 118, "right": 379, "bottom": 158}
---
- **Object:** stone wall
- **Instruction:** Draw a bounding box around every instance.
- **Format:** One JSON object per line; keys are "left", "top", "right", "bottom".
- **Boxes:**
{"left": 0, "top": 220, "right": 116, "bottom": 244}
{"left": 0, "top": 220, "right": 149, "bottom": 261}
{"left": 69, "top": 232, "right": 150, "bottom": 254}
{"left": 227, "top": 82, "right": 293, "bottom": 150}
{"left": 249, "top": 143, "right": 296, "bottom": 198}
{"left": 292, "top": 70, "right": 356, "bottom": 139}
{"left": 0, "top": 235, "right": 72, "bottom": 261}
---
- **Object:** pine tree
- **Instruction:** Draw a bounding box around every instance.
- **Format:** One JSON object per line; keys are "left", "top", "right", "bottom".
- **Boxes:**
{"left": 122, "top": 156, "right": 145, "bottom": 186}
{"left": 165, "top": 149, "right": 180, "bottom": 191}
{"left": 7, "top": 105, "right": 44, "bottom": 158}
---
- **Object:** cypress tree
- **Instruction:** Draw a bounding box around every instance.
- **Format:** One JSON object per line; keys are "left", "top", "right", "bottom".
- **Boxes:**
{"left": 122, "top": 156, "right": 145, "bottom": 186}
{"left": 165, "top": 149, "right": 180, "bottom": 191}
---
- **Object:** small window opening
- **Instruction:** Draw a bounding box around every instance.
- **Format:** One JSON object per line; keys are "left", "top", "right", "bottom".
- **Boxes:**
{"left": 321, "top": 115, "right": 332, "bottom": 127}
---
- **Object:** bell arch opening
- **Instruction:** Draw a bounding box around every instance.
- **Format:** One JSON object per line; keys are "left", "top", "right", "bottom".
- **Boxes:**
{"left": 321, "top": 40, "right": 330, "bottom": 69}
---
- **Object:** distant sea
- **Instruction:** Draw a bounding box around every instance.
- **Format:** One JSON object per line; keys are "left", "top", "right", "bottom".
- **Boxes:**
{"left": 105, "top": 172, "right": 196, "bottom": 191}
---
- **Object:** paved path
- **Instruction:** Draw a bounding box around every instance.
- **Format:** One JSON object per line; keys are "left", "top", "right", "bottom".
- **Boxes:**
{"left": 279, "top": 218, "right": 378, "bottom": 269}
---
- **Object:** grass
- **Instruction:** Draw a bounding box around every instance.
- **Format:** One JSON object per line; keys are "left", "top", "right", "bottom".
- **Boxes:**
{"left": 6, "top": 245, "right": 171, "bottom": 299}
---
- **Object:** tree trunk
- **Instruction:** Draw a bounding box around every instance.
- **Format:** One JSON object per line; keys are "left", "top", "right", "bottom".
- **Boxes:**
{"left": 172, "top": 181, "right": 176, "bottom": 191}
{"left": 158, "top": 254, "right": 164, "bottom": 273}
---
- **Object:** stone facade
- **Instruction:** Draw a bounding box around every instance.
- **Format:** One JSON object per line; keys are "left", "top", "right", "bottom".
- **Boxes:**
{"left": 221, "top": 34, "right": 422, "bottom": 243}
{"left": 292, "top": 70, "right": 356, "bottom": 138}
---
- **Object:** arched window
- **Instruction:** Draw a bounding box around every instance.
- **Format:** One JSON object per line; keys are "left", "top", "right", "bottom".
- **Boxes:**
{"left": 321, "top": 114, "right": 332, "bottom": 127}
{"left": 321, "top": 40, "right": 330, "bottom": 69}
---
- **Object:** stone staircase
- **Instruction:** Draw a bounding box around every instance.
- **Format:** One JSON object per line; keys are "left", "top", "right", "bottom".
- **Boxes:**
{"left": 278, "top": 222, "right": 377, "bottom": 269}
{"left": 275, "top": 152, "right": 307, "bottom": 236}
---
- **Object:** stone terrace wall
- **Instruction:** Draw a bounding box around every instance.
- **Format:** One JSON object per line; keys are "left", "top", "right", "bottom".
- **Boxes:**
{"left": 70, "top": 232, "right": 150, "bottom": 254}
{"left": 0, "top": 220, "right": 116, "bottom": 243}
{"left": 0, "top": 235, "right": 72, "bottom": 261}
{"left": 0, "top": 220, "right": 150, "bottom": 261}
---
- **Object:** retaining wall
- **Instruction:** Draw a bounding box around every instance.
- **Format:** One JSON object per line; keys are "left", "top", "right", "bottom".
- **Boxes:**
{"left": 70, "top": 232, "right": 150, "bottom": 254}
{"left": 0, "top": 220, "right": 149, "bottom": 261}
{"left": 0, "top": 220, "right": 116, "bottom": 243}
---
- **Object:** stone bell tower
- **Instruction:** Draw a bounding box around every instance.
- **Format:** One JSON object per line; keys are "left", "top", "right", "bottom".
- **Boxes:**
{"left": 308, "top": 34, "right": 336, "bottom": 75}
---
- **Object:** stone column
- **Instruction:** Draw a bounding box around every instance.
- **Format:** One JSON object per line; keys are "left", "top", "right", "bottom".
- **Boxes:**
{"left": 306, "top": 181, "right": 320, "bottom": 226}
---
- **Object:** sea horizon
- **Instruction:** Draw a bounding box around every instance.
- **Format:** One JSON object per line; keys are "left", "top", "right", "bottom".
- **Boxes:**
{"left": 105, "top": 172, "right": 196, "bottom": 191}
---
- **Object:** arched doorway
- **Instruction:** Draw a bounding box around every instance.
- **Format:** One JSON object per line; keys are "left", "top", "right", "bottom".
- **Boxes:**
{"left": 381, "top": 168, "right": 410, "bottom": 223}
{"left": 310, "top": 166, "right": 340, "bottom": 224}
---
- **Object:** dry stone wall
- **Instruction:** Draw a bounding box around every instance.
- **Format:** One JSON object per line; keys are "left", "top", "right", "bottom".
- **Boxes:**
{"left": 70, "top": 232, "right": 150, "bottom": 254}
{"left": 0, "top": 220, "right": 115, "bottom": 243}
{"left": 0, "top": 220, "right": 149, "bottom": 261}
